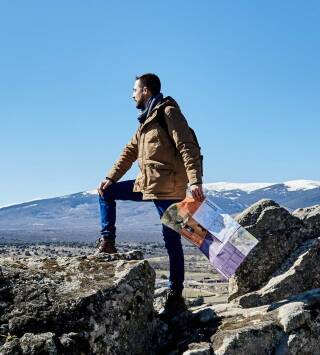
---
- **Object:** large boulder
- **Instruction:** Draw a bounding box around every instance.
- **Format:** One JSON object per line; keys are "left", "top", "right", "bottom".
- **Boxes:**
{"left": 233, "top": 238, "right": 320, "bottom": 307}
{"left": 293, "top": 204, "right": 320, "bottom": 237}
{"left": 0, "top": 252, "right": 155, "bottom": 355}
{"left": 229, "top": 199, "right": 306, "bottom": 300}
{"left": 211, "top": 290, "right": 320, "bottom": 354}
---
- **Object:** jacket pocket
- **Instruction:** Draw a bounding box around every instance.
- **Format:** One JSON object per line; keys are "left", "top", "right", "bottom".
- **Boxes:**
{"left": 145, "top": 161, "right": 174, "bottom": 194}
{"left": 143, "top": 129, "right": 161, "bottom": 159}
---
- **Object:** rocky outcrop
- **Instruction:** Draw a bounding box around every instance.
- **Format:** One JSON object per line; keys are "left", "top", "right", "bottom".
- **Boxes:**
{"left": 234, "top": 238, "right": 320, "bottom": 307}
{"left": 229, "top": 199, "right": 316, "bottom": 301}
{"left": 211, "top": 288, "right": 320, "bottom": 355}
{"left": 1, "top": 200, "right": 320, "bottom": 354}
{"left": 292, "top": 204, "right": 320, "bottom": 236}
{"left": 152, "top": 201, "right": 320, "bottom": 354}
{"left": 0, "top": 251, "right": 155, "bottom": 355}
{"left": 155, "top": 289, "right": 320, "bottom": 354}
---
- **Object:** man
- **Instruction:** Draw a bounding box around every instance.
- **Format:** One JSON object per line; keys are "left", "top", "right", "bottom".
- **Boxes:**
{"left": 97, "top": 73, "right": 204, "bottom": 316}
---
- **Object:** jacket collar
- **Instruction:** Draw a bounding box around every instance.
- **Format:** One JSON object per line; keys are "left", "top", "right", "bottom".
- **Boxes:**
{"left": 137, "top": 93, "right": 163, "bottom": 124}
{"left": 139, "top": 96, "right": 177, "bottom": 131}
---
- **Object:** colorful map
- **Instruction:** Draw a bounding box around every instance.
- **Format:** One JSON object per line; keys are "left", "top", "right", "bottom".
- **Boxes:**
{"left": 161, "top": 196, "right": 259, "bottom": 279}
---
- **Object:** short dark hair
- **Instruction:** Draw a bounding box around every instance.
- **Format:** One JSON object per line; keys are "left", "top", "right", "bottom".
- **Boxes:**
{"left": 135, "top": 73, "right": 161, "bottom": 96}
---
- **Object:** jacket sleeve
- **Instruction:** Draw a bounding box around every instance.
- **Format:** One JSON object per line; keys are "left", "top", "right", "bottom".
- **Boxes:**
{"left": 106, "top": 129, "right": 139, "bottom": 182}
{"left": 164, "top": 106, "right": 202, "bottom": 185}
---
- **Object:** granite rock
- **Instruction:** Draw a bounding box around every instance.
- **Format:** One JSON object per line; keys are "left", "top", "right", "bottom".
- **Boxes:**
{"left": 293, "top": 204, "right": 320, "bottom": 237}
{"left": 210, "top": 289, "right": 320, "bottom": 355}
{"left": 183, "top": 341, "right": 212, "bottom": 355}
{"left": 0, "top": 251, "right": 155, "bottom": 355}
{"left": 233, "top": 238, "right": 320, "bottom": 307}
{"left": 229, "top": 199, "right": 309, "bottom": 300}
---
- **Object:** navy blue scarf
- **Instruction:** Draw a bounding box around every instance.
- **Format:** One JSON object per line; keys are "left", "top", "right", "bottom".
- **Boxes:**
{"left": 137, "top": 93, "right": 163, "bottom": 124}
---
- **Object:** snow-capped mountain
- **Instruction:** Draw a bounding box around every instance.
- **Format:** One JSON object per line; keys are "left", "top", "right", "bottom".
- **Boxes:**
{"left": 0, "top": 180, "right": 319, "bottom": 243}
{"left": 203, "top": 180, "right": 320, "bottom": 214}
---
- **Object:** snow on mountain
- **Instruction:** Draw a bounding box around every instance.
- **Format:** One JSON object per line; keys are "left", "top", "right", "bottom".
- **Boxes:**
{"left": 205, "top": 180, "right": 320, "bottom": 193}
{"left": 283, "top": 180, "right": 320, "bottom": 191}
{"left": 83, "top": 189, "right": 98, "bottom": 196}
{"left": 82, "top": 180, "right": 320, "bottom": 197}
{"left": 0, "top": 198, "right": 43, "bottom": 209}
{"left": 0, "top": 180, "right": 319, "bottom": 243}
{"left": 204, "top": 182, "right": 274, "bottom": 193}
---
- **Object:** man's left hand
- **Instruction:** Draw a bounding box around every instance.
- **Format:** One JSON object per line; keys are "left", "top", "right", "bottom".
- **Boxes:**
{"left": 190, "top": 184, "right": 205, "bottom": 202}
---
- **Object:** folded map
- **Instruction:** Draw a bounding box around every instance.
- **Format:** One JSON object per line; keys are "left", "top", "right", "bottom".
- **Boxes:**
{"left": 161, "top": 196, "right": 259, "bottom": 279}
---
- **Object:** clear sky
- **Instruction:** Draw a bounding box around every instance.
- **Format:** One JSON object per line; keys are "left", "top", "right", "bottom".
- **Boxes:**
{"left": 1, "top": 0, "right": 319, "bottom": 206}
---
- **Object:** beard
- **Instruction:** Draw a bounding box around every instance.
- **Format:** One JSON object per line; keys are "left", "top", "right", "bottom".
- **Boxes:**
{"left": 136, "top": 100, "right": 145, "bottom": 110}
{"left": 135, "top": 93, "right": 147, "bottom": 110}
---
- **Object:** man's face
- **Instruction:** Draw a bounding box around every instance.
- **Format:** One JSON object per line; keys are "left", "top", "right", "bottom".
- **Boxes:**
{"left": 132, "top": 79, "right": 149, "bottom": 109}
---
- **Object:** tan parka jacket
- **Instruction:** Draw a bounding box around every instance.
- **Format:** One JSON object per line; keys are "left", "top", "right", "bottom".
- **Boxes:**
{"left": 107, "top": 96, "right": 202, "bottom": 200}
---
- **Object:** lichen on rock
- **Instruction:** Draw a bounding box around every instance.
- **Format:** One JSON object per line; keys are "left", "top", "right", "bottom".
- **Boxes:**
{"left": 0, "top": 251, "right": 155, "bottom": 355}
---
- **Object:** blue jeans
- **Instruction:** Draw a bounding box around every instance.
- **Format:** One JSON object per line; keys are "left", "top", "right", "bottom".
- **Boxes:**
{"left": 98, "top": 179, "right": 184, "bottom": 292}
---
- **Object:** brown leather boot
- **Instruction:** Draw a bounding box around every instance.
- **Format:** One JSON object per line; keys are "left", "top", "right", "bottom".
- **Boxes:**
{"left": 95, "top": 237, "right": 117, "bottom": 255}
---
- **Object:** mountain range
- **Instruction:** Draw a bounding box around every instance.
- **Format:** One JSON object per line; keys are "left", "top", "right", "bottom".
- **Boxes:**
{"left": 0, "top": 180, "right": 319, "bottom": 243}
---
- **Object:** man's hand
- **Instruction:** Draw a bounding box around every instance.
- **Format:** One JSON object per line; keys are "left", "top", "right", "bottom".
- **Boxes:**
{"left": 190, "top": 184, "right": 205, "bottom": 202}
{"left": 97, "top": 179, "right": 113, "bottom": 197}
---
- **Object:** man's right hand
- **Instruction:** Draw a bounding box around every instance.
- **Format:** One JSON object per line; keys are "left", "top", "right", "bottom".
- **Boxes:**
{"left": 189, "top": 183, "right": 205, "bottom": 202}
{"left": 97, "top": 179, "right": 113, "bottom": 197}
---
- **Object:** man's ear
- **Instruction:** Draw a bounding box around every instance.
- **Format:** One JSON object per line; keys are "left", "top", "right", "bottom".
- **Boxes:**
{"left": 143, "top": 86, "right": 150, "bottom": 95}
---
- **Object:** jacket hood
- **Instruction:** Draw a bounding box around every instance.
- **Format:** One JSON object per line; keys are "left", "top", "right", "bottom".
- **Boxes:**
{"left": 159, "top": 96, "right": 181, "bottom": 110}
{"left": 139, "top": 96, "right": 181, "bottom": 130}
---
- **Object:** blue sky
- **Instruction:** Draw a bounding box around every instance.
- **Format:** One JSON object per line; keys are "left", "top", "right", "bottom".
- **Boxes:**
{"left": 1, "top": 0, "right": 319, "bottom": 206}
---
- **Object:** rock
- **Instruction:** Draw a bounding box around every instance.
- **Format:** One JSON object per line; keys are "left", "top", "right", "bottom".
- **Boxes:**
{"left": 212, "top": 321, "right": 285, "bottom": 355}
{"left": 167, "top": 350, "right": 180, "bottom": 355}
{"left": 191, "top": 307, "right": 218, "bottom": 324}
{"left": 20, "top": 332, "right": 60, "bottom": 354}
{"left": 277, "top": 302, "right": 310, "bottom": 333}
{"left": 153, "top": 287, "right": 169, "bottom": 313}
{"left": 209, "top": 289, "right": 320, "bottom": 355}
{"left": 152, "top": 318, "right": 171, "bottom": 352}
{"left": 229, "top": 199, "right": 306, "bottom": 301}
{"left": 287, "top": 329, "right": 320, "bottom": 355}
{"left": 59, "top": 332, "right": 90, "bottom": 354}
{"left": 187, "top": 296, "right": 204, "bottom": 308}
{"left": 293, "top": 204, "right": 320, "bottom": 236}
{"left": 183, "top": 341, "right": 212, "bottom": 354}
{"left": 152, "top": 304, "right": 219, "bottom": 354}
{"left": 0, "top": 253, "right": 155, "bottom": 355}
{"left": 233, "top": 238, "right": 320, "bottom": 307}
{"left": 93, "top": 249, "right": 144, "bottom": 261}
{"left": 234, "top": 199, "right": 279, "bottom": 227}
{"left": 0, "top": 338, "right": 22, "bottom": 355}
{"left": 0, "top": 332, "right": 61, "bottom": 355}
